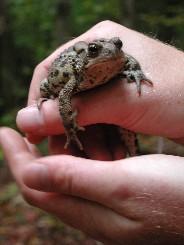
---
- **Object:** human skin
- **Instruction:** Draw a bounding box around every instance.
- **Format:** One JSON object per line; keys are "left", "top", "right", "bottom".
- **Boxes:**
{"left": 1, "top": 21, "right": 184, "bottom": 244}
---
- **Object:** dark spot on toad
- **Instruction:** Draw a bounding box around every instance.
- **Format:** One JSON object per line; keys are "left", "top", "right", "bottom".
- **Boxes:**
{"left": 51, "top": 69, "right": 59, "bottom": 78}
{"left": 68, "top": 111, "right": 72, "bottom": 116}
{"left": 63, "top": 72, "right": 70, "bottom": 78}
{"left": 52, "top": 84, "right": 60, "bottom": 89}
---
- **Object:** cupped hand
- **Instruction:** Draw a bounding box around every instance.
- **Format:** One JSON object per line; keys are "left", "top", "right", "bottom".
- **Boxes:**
{"left": 1, "top": 127, "right": 184, "bottom": 244}
{"left": 16, "top": 21, "right": 184, "bottom": 151}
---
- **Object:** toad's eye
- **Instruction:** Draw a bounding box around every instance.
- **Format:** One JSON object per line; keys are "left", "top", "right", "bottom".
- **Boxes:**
{"left": 88, "top": 44, "right": 101, "bottom": 57}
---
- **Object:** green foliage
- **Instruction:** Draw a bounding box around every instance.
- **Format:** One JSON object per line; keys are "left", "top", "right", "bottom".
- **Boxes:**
{"left": 135, "top": 1, "right": 184, "bottom": 49}
{"left": 0, "top": 0, "right": 59, "bottom": 127}
{"left": 70, "top": 0, "right": 123, "bottom": 35}
{"left": 0, "top": 108, "right": 18, "bottom": 129}
{"left": 0, "top": 182, "right": 18, "bottom": 204}
{"left": 6, "top": 0, "right": 58, "bottom": 60}
{"left": 0, "top": 149, "right": 4, "bottom": 162}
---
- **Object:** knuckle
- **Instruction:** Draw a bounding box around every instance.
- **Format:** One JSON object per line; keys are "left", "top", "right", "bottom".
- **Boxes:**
{"left": 55, "top": 161, "right": 75, "bottom": 195}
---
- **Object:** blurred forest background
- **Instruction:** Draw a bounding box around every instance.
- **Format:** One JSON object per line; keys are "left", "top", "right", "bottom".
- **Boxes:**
{"left": 0, "top": 0, "right": 184, "bottom": 244}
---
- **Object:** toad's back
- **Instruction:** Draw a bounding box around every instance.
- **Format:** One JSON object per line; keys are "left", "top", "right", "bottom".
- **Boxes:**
{"left": 37, "top": 37, "right": 153, "bottom": 156}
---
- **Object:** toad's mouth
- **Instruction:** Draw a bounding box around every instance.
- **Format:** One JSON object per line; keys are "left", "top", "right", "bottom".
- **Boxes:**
{"left": 85, "top": 53, "right": 125, "bottom": 68}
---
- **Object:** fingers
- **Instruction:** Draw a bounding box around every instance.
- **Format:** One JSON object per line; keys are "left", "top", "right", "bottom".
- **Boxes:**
{"left": 17, "top": 83, "right": 120, "bottom": 137}
{"left": 0, "top": 128, "right": 141, "bottom": 243}
{"left": 16, "top": 99, "right": 126, "bottom": 159}
{"left": 2, "top": 128, "right": 184, "bottom": 243}
{"left": 26, "top": 133, "right": 45, "bottom": 144}
{"left": 22, "top": 154, "right": 131, "bottom": 205}
{"left": 0, "top": 127, "right": 37, "bottom": 186}
{"left": 17, "top": 77, "right": 143, "bottom": 141}
{"left": 21, "top": 152, "right": 184, "bottom": 243}
{"left": 22, "top": 153, "right": 184, "bottom": 206}
{"left": 23, "top": 190, "right": 141, "bottom": 244}
{"left": 0, "top": 127, "right": 36, "bottom": 163}
{"left": 24, "top": 137, "right": 42, "bottom": 158}
{"left": 16, "top": 101, "right": 63, "bottom": 136}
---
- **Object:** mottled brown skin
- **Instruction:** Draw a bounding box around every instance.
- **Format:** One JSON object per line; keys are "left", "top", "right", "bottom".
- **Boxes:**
{"left": 37, "top": 37, "right": 152, "bottom": 156}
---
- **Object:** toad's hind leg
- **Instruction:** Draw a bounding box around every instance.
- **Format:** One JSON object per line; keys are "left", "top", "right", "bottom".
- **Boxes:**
{"left": 59, "top": 77, "right": 85, "bottom": 150}
{"left": 37, "top": 78, "right": 57, "bottom": 109}
{"left": 118, "top": 127, "right": 140, "bottom": 156}
{"left": 63, "top": 110, "right": 85, "bottom": 150}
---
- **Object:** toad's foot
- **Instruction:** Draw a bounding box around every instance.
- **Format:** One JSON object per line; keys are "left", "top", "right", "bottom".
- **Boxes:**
{"left": 37, "top": 98, "right": 48, "bottom": 110}
{"left": 37, "top": 95, "right": 56, "bottom": 110}
{"left": 63, "top": 110, "right": 85, "bottom": 150}
{"left": 64, "top": 131, "right": 84, "bottom": 150}
{"left": 122, "top": 70, "right": 153, "bottom": 95}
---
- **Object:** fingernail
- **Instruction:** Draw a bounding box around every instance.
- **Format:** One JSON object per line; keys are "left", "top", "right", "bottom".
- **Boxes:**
{"left": 23, "top": 163, "right": 50, "bottom": 191}
{"left": 16, "top": 106, "right": 44, "bottom": 132}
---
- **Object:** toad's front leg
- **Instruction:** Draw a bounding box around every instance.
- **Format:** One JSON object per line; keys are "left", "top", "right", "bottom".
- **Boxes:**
{"left": 123, "top": 53, "right": 153, "bottom": 95}
{"left": 59, "top": 77, "right": 85, "bottom": 150}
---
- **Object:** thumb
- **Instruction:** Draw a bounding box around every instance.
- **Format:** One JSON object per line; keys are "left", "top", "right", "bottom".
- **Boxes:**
{"left": 17, "top": 77, "right": 153, "bottom": 138}
{"left": 22, "top": 155, "right": 133, "bottom": 205}
{"left": 22, "top": 154, "right": 164, "bottom": 205}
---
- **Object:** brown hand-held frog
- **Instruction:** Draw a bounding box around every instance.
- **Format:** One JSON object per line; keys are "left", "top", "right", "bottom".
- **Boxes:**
{"left": 37, "top": 37, "right": 153, "bottom": 156}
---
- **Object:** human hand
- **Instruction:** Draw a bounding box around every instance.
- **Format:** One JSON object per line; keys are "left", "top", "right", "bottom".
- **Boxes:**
{"left": 1, "top": 127, "right": 184, "bottom": 244}
{"left": 2, "top": 20, "right": 184, "bottom": 244}
{"left": 16, "top": 21, "right": 184, "bottom": 156}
